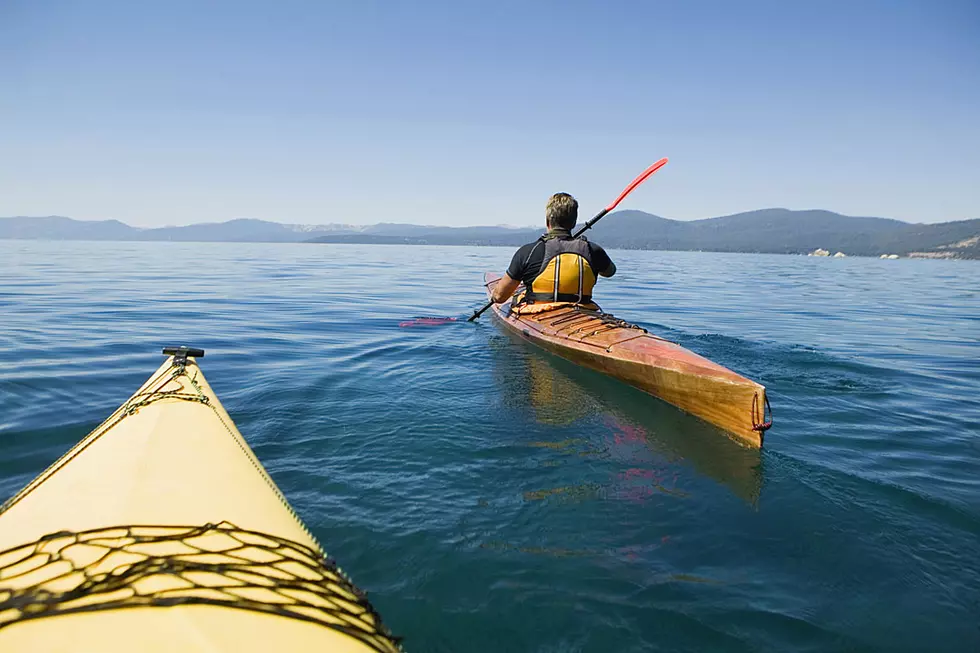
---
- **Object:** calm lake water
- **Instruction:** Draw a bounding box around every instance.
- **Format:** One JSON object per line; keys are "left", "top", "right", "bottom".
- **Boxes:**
{"left": 1, "top": 241, "right": 978, "bottom": 652}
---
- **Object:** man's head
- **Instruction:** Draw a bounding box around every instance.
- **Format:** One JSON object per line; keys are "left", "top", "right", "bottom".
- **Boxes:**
{"left": 545, "top": 193, "right": 578, "bottom": 231}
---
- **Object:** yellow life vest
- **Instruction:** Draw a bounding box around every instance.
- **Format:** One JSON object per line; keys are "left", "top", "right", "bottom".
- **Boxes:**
{"left": 525, "top": 236, "right": 598, "bottom": 304}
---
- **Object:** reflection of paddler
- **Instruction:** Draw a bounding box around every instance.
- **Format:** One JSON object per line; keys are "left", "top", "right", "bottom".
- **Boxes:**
{"left": 486, "top": 332, "right": 596, "bottom": 426}
{"left": 526, "top": 354, "right": 594, "bottom": 425}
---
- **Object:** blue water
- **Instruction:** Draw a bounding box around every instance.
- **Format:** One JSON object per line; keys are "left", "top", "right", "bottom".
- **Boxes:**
{"left": 1, "top": 240, "right": 978, "bottom": 652}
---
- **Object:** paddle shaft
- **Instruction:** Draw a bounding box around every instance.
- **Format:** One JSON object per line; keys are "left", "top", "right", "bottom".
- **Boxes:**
{"left": 467, "top": 158, "right": 668, "bottom": 322}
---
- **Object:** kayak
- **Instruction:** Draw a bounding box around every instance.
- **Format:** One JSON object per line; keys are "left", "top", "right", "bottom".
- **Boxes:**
{"left": 0, "top": 347, "right": 401, "bottom": 652}
{"left": 484, "top": 273, "right": 772, "bottom": 447}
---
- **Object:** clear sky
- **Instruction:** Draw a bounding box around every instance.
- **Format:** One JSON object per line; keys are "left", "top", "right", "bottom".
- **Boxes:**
{"left": 1, "top": 0, "right": 978, "bottom": 227}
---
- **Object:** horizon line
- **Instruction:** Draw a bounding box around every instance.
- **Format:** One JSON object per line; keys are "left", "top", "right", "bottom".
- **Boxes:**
{"left": 4, "top": 206, "right": 976, "bottom": 230}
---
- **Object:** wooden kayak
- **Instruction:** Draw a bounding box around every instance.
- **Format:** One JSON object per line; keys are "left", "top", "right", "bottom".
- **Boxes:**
{"left": 484, "top": 273, "right": 772, "bottom": 447}
{"left": 0, "top": 347, "right": 401, "bottom": 652}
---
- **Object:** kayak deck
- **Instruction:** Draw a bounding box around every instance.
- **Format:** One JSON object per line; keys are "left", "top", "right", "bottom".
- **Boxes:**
{"left": 484, "top": 273, "right": 772, "bottom": 447}
{"left": 0, "top": 348, "right": 400, "bottom": 652}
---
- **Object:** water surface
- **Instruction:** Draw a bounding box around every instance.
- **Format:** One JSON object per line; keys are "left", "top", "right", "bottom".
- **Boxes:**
{"left": 1, "top": 241, "right": 978, "bottom": 652}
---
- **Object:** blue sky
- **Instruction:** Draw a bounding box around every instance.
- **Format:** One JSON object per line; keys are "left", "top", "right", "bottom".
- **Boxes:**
{"left": 1, "top": 0, "right": 977, "bottom": 227}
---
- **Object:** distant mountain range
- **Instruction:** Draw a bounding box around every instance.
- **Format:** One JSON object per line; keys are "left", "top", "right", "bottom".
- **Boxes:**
{"left": 2, "top": 210, "right": 978, "bottom": 259}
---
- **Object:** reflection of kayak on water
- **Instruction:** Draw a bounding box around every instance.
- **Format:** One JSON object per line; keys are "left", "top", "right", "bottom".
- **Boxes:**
{"left": 490, "top": 336, "right": 764, "bottom": 506}
{"left": 0, "top": 347, "right": 401, "bottom": 652}
{"left": 484, "top": 272, "right": 772, "bottom": 448}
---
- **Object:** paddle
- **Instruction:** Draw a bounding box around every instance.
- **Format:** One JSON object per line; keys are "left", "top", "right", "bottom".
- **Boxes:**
{"left": 466, "top": 157, "right": 669, "bottom": 322}
{"left": 398, "top": 158, "right": 669, "bottom": 327}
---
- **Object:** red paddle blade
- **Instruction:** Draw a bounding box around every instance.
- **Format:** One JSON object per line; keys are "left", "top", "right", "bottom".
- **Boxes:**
{"left": 604, "top": 157, "right": 669, "bottom": 212}
{"left": 399, "top": 317, "right": 460, "bottom": 327}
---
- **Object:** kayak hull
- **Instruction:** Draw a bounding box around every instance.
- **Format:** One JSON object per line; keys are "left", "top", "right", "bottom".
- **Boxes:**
{"left": 484, "top": 273, "right": 770, "bottom": 447}
{"left": 0, "top": 352, "right": 400, "bottom": 652}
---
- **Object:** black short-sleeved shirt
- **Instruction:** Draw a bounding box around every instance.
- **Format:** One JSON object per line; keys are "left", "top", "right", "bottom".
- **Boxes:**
{"left": 506, "top": 236, "right": 613, "bottom": 286}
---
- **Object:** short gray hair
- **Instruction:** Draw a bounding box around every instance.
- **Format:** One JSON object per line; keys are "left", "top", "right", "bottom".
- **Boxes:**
{"left": 546, "top": 193, "right": 578, "bottom": 230}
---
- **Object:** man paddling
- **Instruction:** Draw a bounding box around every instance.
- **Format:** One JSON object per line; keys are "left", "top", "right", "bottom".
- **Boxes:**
{"left": 490, "top": 193, "right": 616, "bottom": 310}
